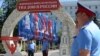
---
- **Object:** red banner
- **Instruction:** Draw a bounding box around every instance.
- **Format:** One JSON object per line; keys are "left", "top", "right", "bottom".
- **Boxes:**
{"left": 0, "top": 36, "right": 20, "bottom": 54}
{"left": 0, "top": 36, "right": 20, "bottom": 40}
{"left": 17, "top": 0, "right": 60, "bottom": 12}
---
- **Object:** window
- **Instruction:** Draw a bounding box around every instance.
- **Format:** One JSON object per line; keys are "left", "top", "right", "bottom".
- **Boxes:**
{"left": 75, "top": 6, "right": 77, "bottom": 9}
{"left": 70, "top": 6, "right": 72, "bottom": 9}
{"left": 89, "top": 6, "right": 91, "bottom": 9}
{"left": 65, "top": 7, "right": 68, "bottom": 10}
{"left": 95, "top": 6, "right": 98, "bottom": 9}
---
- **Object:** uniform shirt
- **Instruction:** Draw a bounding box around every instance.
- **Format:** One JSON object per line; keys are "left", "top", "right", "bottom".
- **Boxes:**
{"left": 28, "top": 42, "right": 36, "bottom": 51}
{"left": 71, "top": 21, "right": 100, "bottom": 56}
{"left": 42, "top": 40, "right": 49, "bottom": 51}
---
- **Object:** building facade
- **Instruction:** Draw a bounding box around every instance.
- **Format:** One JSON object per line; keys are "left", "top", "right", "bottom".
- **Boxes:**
{"left": 63, "top": 1, "right": 100, "bottom": 21}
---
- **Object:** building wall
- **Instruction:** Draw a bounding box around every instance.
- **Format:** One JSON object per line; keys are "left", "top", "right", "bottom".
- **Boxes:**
{"left": 63, "top": 1, "right": 100, "bottom": 21}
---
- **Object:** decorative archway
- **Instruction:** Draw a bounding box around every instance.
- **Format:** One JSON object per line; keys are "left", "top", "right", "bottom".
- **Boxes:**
{"left": 1, "top": 7, "right": 75, "bottom": 56}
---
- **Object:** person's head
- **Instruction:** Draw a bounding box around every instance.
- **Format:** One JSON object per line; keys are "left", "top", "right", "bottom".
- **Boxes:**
{"left": 76, "top": 3, "right": 96, "bottom": 27}
{"left": 28, "top": 39, "right": 33, "bottom": 43}
{"left": 76, "top": 12, "right": 90, "bottom": 23}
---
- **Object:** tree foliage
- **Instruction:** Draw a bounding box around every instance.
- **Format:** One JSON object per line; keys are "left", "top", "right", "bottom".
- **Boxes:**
{"left": 0, "top": 8, "right": 3, "bottom": 15}
{"left": 0, "top": 0, "right": 17, "bottom": 53}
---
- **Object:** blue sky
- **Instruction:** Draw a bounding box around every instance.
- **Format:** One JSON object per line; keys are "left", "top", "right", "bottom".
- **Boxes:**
{"left": 0, "top": 0, "right": 4, "bottom": 8}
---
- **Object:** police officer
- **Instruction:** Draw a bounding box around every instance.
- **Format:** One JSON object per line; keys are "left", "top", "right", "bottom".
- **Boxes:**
{"left": 71, "top": 3, "right": 100, "bottom": 56}
{"left": 27, "top": 40, "right": 36, "bottom": 56}
{"left": 42, "top": 31, "right": 49, "bottom": 56}
{"left": 42, "top": 38, "right": 49, "bottom": 56}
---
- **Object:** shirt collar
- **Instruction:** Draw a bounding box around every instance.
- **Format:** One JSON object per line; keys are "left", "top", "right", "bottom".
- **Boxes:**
{"left": 81, "top": 21, "right": 93, "bottom": 29}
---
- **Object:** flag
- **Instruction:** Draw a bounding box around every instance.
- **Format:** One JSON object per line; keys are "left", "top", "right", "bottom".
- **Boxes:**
{"left": 38, "top": 13, "right": 47, "bottom": 40}
{"left": 18, "top": 13, "right": 34, "bottom": 40}
{"left": 38, "top": 13, "right": 49, "bottom": 40}
{"left": 52, "top": 19, "right": 58, "bottom": 42}
{"left": 53, "top": 20, "right": 57, "bottom": 34}
{"left": 38, "top": 13, "right": 45, "bottom": 40}
{"left": 48, "top": 19, "right": 53, "bottom": 41}
{"left": 33, "top": 13, "right": 40, "bottom": 39}
{"left": 29, "top": 13, "right": 35, "bottom": 35}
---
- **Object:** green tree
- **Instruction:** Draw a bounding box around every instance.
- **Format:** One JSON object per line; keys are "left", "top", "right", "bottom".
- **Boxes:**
{"left": 58, "top": 29, "right": 62, "bottom": 37}
{"left": 0, "top": 0, "right": 18, "bottom": 53}
{"left": 0, "top": 8, "right": 3, "bottom": 16}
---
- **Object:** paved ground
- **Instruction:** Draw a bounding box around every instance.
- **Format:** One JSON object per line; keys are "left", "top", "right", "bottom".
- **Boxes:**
{"left": 35, "top": 50, "right": 59, "bottom": 56}
{"left": 22, "top": 49, "right": 59, "bottom": 56}
{"left": 0, "top": 50, "right": 59, "bottom": 56}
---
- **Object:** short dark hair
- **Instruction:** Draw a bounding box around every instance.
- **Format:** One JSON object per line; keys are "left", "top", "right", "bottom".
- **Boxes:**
{"left": 93, "top": 17, "right": 100, "bottom": 29}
